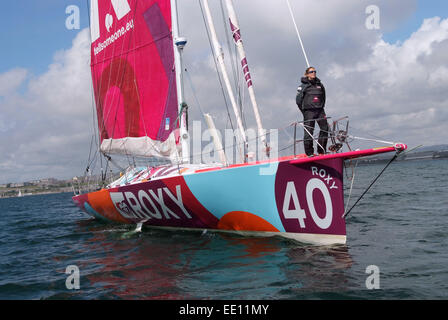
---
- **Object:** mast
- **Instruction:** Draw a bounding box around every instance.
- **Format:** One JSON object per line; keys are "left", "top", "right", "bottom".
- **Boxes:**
{"left": 171, "top": 0, "right": 190, "bottom": 164}
{"left": 201, "top": 0, "right": 248, "bottom": 163}
{"left": 224, "top": 0, "right": 269, "bottom": 158}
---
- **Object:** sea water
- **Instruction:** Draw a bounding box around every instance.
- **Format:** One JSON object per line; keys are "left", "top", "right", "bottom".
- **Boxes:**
{"left": 0, "top": 159, "right": 447, "bottom": 299}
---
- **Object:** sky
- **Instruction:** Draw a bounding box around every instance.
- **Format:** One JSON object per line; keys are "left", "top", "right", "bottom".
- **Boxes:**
{"left": 1, "top": 0, "right": 448, "bottom": 184}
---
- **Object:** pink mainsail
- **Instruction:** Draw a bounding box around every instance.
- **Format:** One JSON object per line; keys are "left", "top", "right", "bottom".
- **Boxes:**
{"left": 90, "top": 0, "right": 180, "bottom": 160}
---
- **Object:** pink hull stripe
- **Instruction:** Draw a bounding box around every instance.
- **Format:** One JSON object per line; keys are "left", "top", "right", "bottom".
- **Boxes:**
{"left": 163, "top": 176, "right": 219, "bottom": 228}
{"left": 288, "top": 146, "right": 406, "bottom": 166}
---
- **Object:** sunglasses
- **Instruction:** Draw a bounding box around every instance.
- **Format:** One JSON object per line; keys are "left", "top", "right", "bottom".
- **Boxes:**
{"left": 307, "top": 70, "right": 316, "bottom": 74}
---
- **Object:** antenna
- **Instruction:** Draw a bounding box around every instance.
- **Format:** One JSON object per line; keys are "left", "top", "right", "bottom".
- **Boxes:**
{"left": 286, "top": 0, "right": 310, "bottom": 68}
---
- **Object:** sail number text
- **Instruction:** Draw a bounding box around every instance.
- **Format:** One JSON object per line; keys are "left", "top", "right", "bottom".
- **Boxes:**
{"left": 282, "top": 167, "right": 335, "bottom": 229}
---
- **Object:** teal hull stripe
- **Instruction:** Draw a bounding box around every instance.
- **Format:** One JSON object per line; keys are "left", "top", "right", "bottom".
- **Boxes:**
{"left": 184, "top": 162, "right": 285, "bottom": 232}
{"left": 84, "top": 202, "right": 110, "bottom": 222}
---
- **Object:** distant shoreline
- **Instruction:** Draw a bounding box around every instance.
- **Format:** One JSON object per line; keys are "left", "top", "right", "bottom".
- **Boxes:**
{"left": 356, "top": 150, "right": 448, "bottom": 164}
{"left": 0, "top": 190, "right": 75, "bottom": 199}
{"left": 1, "top": 151, "right": 447, "bottom": 197}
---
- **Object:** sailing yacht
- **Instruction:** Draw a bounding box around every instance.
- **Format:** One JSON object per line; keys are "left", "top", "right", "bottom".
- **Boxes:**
{"left": 73, "top": 0, "right": 406, "bottom": 245}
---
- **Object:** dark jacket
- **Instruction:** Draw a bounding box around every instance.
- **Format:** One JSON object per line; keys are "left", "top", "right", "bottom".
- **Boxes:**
{"left": 296, "top": 77, "right": 326, "bottom": 111}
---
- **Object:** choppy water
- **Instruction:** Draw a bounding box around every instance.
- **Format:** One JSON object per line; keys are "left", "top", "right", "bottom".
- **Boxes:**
{"left": 0, "top": 159, "right": 447, "bottom": 300}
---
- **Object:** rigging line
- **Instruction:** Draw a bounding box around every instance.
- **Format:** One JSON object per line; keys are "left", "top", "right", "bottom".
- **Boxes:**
{"left": 347, "top": 123, "right": 401, "bottom": 145}
{"left": 98, "top": 3, "right": 138, "bottom": 159}
{"left": 156, "top": 62, "right": 177, "bottom": 141}
{"left": 198, "top": 0, "right": 237, "bottom": 142}
{"left": 184, "top": 66, "right": 211, "bottom": 164}
{"left": 239, "top": 73, "right": 247, "bottom": 130}
{"left": 221, "top": 0, "right": 247, "bottom": 132}
{"left": 298, "top": 122, "right": 325, "bottom": 152}
{"left": 95, "top": 0, "right": 116, "bottom": 143}
{"left": 286, "top": 0, "right": 310, "bottom": 68}
{"left": 348, "top": 123, "right": 389, "bottom": 138}
{"left": 183, "top": 122, "right": 273, "bottom": 161}
{"left": 106, "top": 2, "right": 140, "bottom": 163}
{"left": 90, "top": 86, "right": 100, "bottom": 150}
{"left": 292, "top": 124, "right": 393, "bottom": 152}
{"left": 289, "top": 116, "right": 332, "bottom": 126}
{"left": 219, "top": 0, "right": 240, "bottom": 104}
{"left": 86, "top": 151, "right": 100, "bottom": 178}
{"left": 268, "top": 117, "right": 332, "bottom": 140}
{"left": 105, "top": 3, "right": 132, "bottom": 125}
{"left": 230, "top": 32, "right": 245, "bottom": 131}
{"left": 86, "top": 0, "right": 101, "bottom": 172}
{"left": 87, "top": 88, "right": 100, "bottom": 174}
{"left": 348, "top": 136, "right": 395, "bottom": 145}
{"left": 134, "top": 45, "right": 149, "bottom": 142}
{"left": 185, "top": 68, "right": 206, "bottom": 116}
{"left": 85, "top": 134, "right": 95, "bottom": 174}
{"left": 123, "top": 26, "right": 175, "bottom": 161}
{"left": 151, "top": 65, "right": 187, "bottom": 164}
{"left": 186, "top": 65, "right": 244, "bottom": 163}
{"left": 290, "top": 118, "right": 392, "bottom": 144}
{"left": 106, "top": 41, "right": 130, "bottom": 155}
{"left": 344, "top": 160, "right": 358, "bottom": 215}
{"left": 219, "top": 0, "right": 246, "bottom": 133}
{"left": 178, "top": 113, "right": 341, "bottom": 162}
{"left": 278, "top": 142, "right": 295, "bottom": 153}
{"left": 342, "top": 152, "right": 400, "bottom": 219}
{"left": 198, "top": 0, "right": 248, "bottom": 163}
{"left": 87, "top": 0, "right": 106, "bottom": 182}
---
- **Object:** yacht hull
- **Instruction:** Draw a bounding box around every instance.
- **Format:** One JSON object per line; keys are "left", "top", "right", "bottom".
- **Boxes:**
{"left": 73, "top": 146, "right": 401, "bottom": 245}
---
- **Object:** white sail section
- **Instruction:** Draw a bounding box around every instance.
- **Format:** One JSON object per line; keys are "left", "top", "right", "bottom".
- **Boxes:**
{"left": 100, "top": 132, "right": 179, "bottom": 161}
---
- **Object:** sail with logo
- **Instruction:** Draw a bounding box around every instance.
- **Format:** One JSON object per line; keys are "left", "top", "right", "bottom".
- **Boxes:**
{"left": 73, "top": 0, "right": 408, "bottom": 245}
{"left": 90, "top": 0, "right": 182, "bottom": 160}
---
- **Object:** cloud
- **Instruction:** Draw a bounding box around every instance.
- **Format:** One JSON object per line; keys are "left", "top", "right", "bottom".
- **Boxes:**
{"left": 0, "top": 28, "right": 93, "bottom": 184}
{"left": 0, "top": 68, "right": 28, "bottom": 97}
{"left": 324, "top": 16, "right": 448, "bottom": 145}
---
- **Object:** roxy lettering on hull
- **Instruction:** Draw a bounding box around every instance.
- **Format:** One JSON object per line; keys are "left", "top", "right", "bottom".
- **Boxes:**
{"left": 110, "top": 185, "right": 192, "bottom": 222}
{"left": 311, "top": 166, "right": 338, "bottom": 189}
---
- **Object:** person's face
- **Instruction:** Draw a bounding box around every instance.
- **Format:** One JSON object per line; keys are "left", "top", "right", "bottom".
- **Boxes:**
{"left": 306, "top": 68, "right": 316, "bottom": 80}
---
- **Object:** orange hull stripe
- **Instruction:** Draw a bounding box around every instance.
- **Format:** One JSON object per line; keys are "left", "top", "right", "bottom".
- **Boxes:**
{"left": 218, "top": 211, "right": 279, "bottom": 232}
{"left": 87, "top": 189, "right": 131, "bottom": 223}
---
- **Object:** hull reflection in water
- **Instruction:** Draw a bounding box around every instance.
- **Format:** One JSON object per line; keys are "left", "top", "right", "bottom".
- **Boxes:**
{"left": 76, "top": 221, "right": 353, "bottom": 299}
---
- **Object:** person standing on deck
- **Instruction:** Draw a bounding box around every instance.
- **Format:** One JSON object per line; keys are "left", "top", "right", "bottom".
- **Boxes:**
{"left": 296, "top": 66, "right": 329, "bottom": 156}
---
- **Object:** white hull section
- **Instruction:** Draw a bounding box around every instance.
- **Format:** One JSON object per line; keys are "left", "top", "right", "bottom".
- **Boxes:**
{"left": 143, "top": 225, "right": 347, "bottom": 246}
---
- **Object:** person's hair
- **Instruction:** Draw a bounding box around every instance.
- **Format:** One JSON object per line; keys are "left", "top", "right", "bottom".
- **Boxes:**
{"left": 305, "top": 66, "right": 315, "bottom": 75}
